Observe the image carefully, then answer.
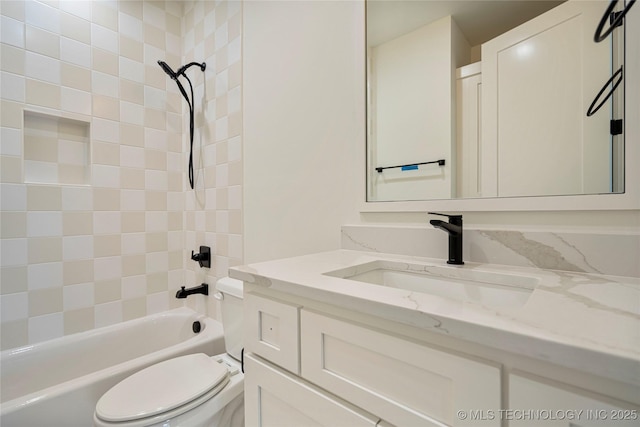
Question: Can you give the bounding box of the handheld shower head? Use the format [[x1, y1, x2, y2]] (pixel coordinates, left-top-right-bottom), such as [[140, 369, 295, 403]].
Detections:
[[157, 58, 207, 190], [157, 60, 177, 80]]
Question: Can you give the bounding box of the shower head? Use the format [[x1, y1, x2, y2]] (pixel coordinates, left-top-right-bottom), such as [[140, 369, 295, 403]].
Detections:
[[157, 59, 207, 191], [157, 60, 177, 80]]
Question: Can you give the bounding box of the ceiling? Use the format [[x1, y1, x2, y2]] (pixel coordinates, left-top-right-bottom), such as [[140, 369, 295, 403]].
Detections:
[[367, 0, 565, 47]]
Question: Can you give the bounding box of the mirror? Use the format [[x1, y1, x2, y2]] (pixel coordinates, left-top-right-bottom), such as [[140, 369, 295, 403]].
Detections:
[[366, 0, 626, 202]]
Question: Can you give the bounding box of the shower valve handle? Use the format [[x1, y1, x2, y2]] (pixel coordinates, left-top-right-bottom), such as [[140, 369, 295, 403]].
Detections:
[[190, 246, 211, 268]]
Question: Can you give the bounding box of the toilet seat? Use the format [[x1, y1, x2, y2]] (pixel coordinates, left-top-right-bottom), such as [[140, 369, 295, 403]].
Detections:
[[96, 353, 230, 423]]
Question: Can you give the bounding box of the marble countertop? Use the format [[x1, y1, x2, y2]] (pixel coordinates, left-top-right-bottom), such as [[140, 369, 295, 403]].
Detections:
[[229, 249, 640, 387]]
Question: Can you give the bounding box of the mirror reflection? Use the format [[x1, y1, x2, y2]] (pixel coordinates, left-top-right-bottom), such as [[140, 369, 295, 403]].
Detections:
[[366, 0, 625, 202]]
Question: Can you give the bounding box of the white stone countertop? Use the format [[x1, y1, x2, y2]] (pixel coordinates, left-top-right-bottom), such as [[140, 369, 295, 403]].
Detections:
[[229, 249, 640, 387]]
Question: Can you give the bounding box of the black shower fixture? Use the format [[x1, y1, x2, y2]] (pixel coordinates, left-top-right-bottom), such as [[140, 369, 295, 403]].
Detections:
[[158, 60, 206, 189]]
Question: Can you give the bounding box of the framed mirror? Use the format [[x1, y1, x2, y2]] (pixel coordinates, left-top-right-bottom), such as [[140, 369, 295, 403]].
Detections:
[[365, 0, 627, 205]]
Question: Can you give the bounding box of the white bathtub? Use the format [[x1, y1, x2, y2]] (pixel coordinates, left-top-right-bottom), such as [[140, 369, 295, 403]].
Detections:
[[0, 308, 225, 427]]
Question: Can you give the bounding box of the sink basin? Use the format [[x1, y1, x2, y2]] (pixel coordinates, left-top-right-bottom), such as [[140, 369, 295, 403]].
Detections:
[[324, 260, 538, 309]]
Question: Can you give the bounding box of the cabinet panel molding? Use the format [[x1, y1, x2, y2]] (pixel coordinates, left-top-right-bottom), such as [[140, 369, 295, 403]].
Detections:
[[244, 354, 379, 427], [245, 292, 301, 374], [301, 309, 501, 426], [509, 372, 640, 427]]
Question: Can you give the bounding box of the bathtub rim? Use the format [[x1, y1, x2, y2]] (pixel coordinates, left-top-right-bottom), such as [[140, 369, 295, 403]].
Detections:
[[0, 307, 225, 414]]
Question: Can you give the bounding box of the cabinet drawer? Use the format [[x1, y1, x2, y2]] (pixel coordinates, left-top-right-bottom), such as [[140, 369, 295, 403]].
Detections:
[[245, 354, 379, 427], [245, 292, 301, 374], [509, 373, 639, 427], [301, 310, 501, 427]]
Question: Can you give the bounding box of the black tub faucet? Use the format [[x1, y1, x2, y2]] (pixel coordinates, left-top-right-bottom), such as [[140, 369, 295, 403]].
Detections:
[[428, 212, 464, 265], [176, 283, 209, 299]]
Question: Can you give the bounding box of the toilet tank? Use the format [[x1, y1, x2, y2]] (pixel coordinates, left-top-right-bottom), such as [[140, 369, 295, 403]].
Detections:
[[215, 277, 244, 361]]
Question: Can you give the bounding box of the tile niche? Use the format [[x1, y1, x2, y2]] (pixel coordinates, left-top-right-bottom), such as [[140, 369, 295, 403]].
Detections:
[[23, 111, 90, 186]]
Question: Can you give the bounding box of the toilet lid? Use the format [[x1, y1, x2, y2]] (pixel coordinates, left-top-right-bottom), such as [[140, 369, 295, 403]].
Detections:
[[96, 353, 229, 422]]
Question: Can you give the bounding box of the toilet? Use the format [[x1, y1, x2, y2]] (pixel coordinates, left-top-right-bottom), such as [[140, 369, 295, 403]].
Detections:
[[94, 278, 245, 427]]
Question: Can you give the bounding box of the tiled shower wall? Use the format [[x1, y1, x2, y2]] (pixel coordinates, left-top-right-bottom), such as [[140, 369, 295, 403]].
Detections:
[[180, 1, 243, 318], [0, 0, 242, 350]]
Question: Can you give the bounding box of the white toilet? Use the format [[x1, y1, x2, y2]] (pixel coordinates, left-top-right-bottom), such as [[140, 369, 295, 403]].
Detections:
[[94, 278, 245, 427]]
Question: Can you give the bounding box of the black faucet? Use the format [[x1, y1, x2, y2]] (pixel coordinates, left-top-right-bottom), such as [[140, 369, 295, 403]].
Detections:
[[428, 212, 464, 265], [176, 283, 209, 299]]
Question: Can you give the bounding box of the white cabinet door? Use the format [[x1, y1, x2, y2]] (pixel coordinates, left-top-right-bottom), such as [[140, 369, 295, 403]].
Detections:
[[509, 373, 639, 427], [301, 310, 501, 426], [244, 292, 301, 374], [482, 0, 611, 197], [244, 354, 379, 427]]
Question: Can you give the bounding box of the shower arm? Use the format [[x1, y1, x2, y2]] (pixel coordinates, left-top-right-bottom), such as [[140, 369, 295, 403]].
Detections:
[[177, 62, 207, 77]]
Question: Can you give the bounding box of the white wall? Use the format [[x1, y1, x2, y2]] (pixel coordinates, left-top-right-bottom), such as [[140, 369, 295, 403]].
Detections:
[[242, 0, 363, 264], [369, 16, 455, 201]]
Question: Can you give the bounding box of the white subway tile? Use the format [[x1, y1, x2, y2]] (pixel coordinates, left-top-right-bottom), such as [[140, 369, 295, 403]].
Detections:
[[24, 160, 58, 184], [60, 1, 92, 21], [1, 184, 27, 211], [0, 127, 22, 156], [27, 212, 63, 237], [142, 2, 165, 29], [25, 51, 60, 84], [214, 22, 228, 50], [1, 238, 27, 267], [61, 86, 92, 115], [0, 292, 28, 322], [1, 16, 25, 48], [92, 164, 120, 188], [144, 85, 165, 110], [27, 262, 63, 290], [146, 291, 168, 315], [60, 37, 91, 68], [91, 70, 119, 97], [1, 71, 25, 102], [25, 1, 60, 33], [119, 101, 144, 125], [118, 11, 143, 42], [119, 56, 144, 82], [91, 23, 119, 54]]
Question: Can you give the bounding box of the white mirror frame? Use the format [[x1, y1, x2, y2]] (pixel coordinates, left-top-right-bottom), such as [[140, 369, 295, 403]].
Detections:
[[359, 7, 639, 212]]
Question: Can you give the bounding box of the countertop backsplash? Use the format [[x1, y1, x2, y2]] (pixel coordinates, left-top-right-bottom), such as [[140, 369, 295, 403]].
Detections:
[[341, 225, 640, 278]]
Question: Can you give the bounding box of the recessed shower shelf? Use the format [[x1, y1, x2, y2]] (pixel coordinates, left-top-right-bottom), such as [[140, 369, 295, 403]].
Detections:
[[23, 111, 90, 186]]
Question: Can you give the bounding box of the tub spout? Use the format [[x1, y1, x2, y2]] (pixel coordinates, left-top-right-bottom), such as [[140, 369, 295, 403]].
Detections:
[[176, 283, 209, 299]]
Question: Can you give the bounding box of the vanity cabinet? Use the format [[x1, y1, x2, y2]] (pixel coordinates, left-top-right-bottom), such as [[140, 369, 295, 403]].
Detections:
[[244, 354, 380, 426], [508, 373, 638, 427], [301, 309, 501, 426], [244, 291, 501, 426], [244, 292, 301, 374]]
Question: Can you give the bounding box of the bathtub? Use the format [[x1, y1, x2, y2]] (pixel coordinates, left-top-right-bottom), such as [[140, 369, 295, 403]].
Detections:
[[0, 307, 225, 427]]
